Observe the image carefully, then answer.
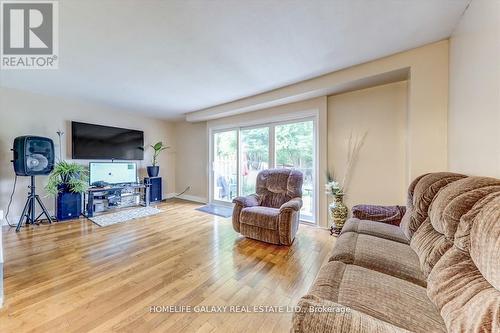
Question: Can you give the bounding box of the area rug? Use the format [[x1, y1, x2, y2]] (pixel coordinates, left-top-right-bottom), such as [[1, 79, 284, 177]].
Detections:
[[195, 204, 233, 218], [89, 206, 162, 227]]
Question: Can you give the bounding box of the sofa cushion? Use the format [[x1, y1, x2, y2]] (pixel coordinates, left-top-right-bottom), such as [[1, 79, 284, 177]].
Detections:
[[400, 172, 466, 240], [351, 205, 406, 226], [411, 177, 500, 278], [294, 295, 411, 333], [410, 219, 453, 278], [240, 206, 279, 230], [341, 218, 409, 244], [398, 173, 428, 233], [255, 168, 303, 208], [469, 194, 500, 289], [455, 192, 500, 253], [308, 261, 446, 333], [428, 176, 500, 239], [427, 249, 500, 333], [405, 173, 429, 209], [423, 182, 500, 333], [329, 232, 426, 286]]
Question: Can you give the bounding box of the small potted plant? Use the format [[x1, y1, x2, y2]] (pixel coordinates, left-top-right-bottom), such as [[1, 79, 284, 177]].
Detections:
[[147, 141, 169, 177]]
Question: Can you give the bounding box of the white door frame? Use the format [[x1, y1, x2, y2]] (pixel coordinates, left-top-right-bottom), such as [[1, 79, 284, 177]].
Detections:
[[272, 117, 317, 223], [238, 124, 272, 196], [210, 127, 239, 206]]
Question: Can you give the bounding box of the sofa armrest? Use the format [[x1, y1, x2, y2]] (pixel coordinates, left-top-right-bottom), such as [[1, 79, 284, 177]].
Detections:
[[232, 194, 259, 233], [277, 198, 303, 245], [293, 295, 410, 333], [280, 197, 303, 213], [351, 204, 406, 226], [232, 194, 260, 207]]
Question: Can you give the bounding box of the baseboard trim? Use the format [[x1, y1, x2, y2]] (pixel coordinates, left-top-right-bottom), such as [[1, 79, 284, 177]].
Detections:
[[2, 215, 19, 227], [166, 193, 207, 204], [1, 212, 57, 226], [1, 194, 210, 226], [164, 192, 177, 199], [177, 194, 208, 204]]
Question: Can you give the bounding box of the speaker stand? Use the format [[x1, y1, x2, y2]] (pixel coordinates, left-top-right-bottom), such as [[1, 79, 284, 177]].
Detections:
[[16, 176, 53, 232]]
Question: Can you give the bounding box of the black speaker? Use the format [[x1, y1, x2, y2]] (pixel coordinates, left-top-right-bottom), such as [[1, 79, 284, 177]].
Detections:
[[12, 136, 55, 176], [145, 177, 162, 202], [56, 191, 82, 221]]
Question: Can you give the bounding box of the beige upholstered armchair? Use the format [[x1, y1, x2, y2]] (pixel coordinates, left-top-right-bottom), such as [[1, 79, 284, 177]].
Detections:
[[232, 168, 303, 245]]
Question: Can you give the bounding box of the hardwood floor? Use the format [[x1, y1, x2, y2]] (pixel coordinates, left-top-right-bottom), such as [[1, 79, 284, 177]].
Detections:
[[0, 199, 334, 333]]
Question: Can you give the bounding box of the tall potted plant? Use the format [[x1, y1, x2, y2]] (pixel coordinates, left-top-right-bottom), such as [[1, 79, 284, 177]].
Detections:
[[46, 161, 89, 220], [147, 141, 169, 177]]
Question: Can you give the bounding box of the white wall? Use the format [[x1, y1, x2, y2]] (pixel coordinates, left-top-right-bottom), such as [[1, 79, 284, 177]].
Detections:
[[172, 121, 208, 202], [448, 0, 500, 177], [327, 81, 408, 208], [0, 88, 176, 224]]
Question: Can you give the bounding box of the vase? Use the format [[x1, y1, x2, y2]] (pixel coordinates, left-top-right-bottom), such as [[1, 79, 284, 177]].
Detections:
[[329, 194, 348, 233], [147, 166, 159, 177]]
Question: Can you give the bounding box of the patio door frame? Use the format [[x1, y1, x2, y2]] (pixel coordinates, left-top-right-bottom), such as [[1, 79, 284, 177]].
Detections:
[[208, 111, 319, 224], [210, 127, 239, 206], [238, 124, 273, 196]]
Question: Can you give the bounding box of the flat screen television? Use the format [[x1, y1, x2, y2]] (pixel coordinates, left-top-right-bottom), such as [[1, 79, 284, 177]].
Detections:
[[89, 162, 137, 185], [72, 121, 144, 160]]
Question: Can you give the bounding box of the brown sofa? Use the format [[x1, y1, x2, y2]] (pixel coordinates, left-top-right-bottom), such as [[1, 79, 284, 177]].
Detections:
[[232, 168, 303, 245], [293, 172, 500, 332]]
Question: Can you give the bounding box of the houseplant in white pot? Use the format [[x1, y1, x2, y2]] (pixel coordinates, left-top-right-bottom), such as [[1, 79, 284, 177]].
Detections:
[[147, 141, 169, 177]]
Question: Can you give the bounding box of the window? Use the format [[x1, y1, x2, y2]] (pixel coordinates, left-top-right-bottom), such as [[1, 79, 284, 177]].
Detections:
[[211, 118, 316, 223], [240, 127, 269, 196], [275, 121, 314, 221]]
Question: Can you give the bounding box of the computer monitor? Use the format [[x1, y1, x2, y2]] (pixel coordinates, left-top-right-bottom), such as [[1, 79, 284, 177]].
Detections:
[[89, 162, 137, 185]]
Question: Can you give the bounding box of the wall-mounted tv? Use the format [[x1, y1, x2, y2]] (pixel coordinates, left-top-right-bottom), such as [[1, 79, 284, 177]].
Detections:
[[72, 121, 144, 160]]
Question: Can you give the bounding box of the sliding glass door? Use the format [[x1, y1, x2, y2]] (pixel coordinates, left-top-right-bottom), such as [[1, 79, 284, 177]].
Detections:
[[275, 121, 314, 221], [211, 119, 316, 222], [213, 130, 238, 202], [240, 127, 269, 196]]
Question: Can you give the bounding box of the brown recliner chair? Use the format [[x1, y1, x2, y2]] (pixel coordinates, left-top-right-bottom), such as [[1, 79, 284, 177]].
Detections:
[[232, 168, 303, 245]]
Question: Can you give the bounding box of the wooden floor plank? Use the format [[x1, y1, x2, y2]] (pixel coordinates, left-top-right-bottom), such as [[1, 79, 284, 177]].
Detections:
[[0, 199, 334, 333]]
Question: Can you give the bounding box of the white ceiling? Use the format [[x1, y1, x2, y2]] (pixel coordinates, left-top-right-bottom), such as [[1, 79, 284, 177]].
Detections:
[[0, 0, 469, 120]]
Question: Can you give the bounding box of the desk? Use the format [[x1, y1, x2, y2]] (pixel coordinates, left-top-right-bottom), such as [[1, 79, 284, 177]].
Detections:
[[83, 184, 150, 218]]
